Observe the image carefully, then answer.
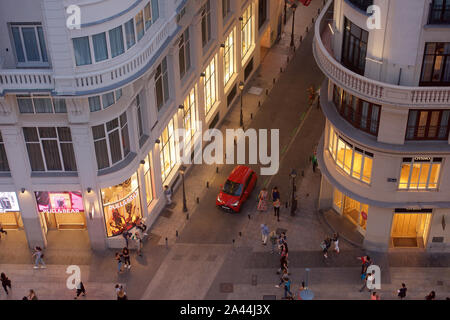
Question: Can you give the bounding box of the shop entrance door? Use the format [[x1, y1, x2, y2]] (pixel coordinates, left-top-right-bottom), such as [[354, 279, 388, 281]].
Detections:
[[391, 213, 432, 248]]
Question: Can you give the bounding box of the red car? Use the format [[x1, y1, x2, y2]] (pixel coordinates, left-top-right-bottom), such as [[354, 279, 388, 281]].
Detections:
[[216, 165, 258, 213]]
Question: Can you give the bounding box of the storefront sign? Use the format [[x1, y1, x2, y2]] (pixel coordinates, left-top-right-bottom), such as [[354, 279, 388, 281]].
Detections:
[[0, 192, 20, 213], [36, 191, 84, 213], [108, 190, 138, 210], [414, 156, 431, 162]]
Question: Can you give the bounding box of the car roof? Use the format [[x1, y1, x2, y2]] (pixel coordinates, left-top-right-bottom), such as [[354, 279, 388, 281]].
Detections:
[[228, 165, 252, 182]]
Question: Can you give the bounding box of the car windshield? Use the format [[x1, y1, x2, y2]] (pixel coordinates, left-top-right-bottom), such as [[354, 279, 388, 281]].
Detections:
[[223, 180, 243, 196]]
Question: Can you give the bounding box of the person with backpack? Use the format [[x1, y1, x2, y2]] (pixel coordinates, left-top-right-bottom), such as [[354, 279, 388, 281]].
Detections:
[[321, 237, 331, 259], [284, 277, 293, 299], [357, 255, 372, 276], [32, 246, 46, 269], [117, 286, 128, 300], [275, 269, 289, 288], [360, 270, 375, 292], [397, 283, 407, 299], [1, 273, 11, 295], [74, 280, 86, 299], [136, 219, 148, 237]]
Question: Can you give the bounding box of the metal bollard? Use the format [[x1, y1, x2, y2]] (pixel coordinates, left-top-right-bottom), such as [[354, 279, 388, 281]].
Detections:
[[285, 202, 288, 208], [248, 214, 251, 220], [258, 101, 261, 107], [266, 89, 269, 95], [176, 230, 178, 237], [186, 213, 189, 220], [251, 113, 253, 119], [300, 35, 303, 43], [196, 197, 199, 204], [206, 181, 209, 188], [312, 17, 315, 24], [280, 67, 283, 73], [165, 237, 168, 248], [318, 8, 320, 14], [306, 26, 309, 33], [302, 170, 304, 177], [216, 167, 219, 173], [273, 77, 276, 84], [239, 232, 242, 237], [287, 56, 289, 63]]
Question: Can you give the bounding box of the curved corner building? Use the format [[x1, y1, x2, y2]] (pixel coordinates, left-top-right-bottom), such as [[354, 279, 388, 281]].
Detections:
[[0, 0, 283, 250], [314, 0, 450, 252]]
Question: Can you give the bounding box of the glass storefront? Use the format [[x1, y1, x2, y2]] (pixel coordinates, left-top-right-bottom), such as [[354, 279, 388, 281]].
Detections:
[[35, 191, 86, 230], [144, 154, 154, 206], [391, 210, 432, 248], [101, 172, 142, 237], [333, 188, 368, 233], [0, 192, 23, 229]]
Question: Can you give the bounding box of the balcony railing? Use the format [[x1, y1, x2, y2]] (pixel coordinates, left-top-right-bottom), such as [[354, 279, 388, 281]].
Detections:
[[405, 125, 449, 140], [0, 69, 53, 95], [345, 0, 373, 12], [428, 2, 450, 25], [314, 0, 450, 107]]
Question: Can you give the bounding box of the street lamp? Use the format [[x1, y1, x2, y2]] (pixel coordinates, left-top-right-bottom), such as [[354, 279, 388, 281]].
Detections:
[[290, 169, 297, 216], [290, 3, 298, 48], [284, 1, 287, 25], [179, 165, 187, 212], [299, 268, 314, 300], [239, 81, 244, 128]]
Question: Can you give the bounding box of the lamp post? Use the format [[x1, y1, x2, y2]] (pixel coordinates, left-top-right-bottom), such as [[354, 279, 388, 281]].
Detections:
[[290, 169, 297, 216], [284, 1, 287, 25], [179, 165, 187, 212], [239, 81, 244, 128], [299, 268, 314, 300], [290, 3, 298, 48]]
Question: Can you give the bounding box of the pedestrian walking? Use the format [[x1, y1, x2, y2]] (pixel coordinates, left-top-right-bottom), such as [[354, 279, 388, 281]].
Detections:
[[281, 242, 289, 259], [260, 224, 269, 245], [332, 232, 340, 254], [284, 277, 293, 299], [122, 247, 131, 269], [115, 252, 124, 273], [277, 255, 289, 275], [359, 270, 375, 292], [321, 237, 331, 259], [257, 188, 268, 212], [117, 286, 128, 300], [1, 273, 11, 295], [357, 255, 372, 276], [269, 231, 278, 254], [275, 269, 289, 288], [133, 232, 143, 256], [277, 233, 287, 254], [425, 291, 435, 300], [397, 283, 407, 299], [371, 292, 380, 300], [164, 185, 172, 205], [122, 230, 131, 248], [136, 219, 148, 237], [273, 199, 281, 222], [311, 153, 318, 173], [0, 223, 7, 239], [32, 246, 46, 269], [74, 280, 86, 299], [25, 289, 38, 300]]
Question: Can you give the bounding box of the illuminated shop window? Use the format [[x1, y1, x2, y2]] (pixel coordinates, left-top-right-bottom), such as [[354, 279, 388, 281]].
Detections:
[[101, 173, 142, 237], [160, 117, 178, 182], [241, 3, 254, 63], [399, 157, 442, 190], [182, 87, 198, 146], [333, 189, 369, 231], [328, 126, 373, 184], [223, 28, 235, 87], [144, 154, 154, 206], [204, 55, 218, 116]]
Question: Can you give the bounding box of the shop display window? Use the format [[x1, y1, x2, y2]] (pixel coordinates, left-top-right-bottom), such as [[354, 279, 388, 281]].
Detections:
[[102, 173, 142, 237]]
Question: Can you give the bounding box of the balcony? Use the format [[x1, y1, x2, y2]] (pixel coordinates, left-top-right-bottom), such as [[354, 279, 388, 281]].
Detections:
[[314, 0, 450, 107], [427, 2, 450, 25], [0, 18, 179, 97]]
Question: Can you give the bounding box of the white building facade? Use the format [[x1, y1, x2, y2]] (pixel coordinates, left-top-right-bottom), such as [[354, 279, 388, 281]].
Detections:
[[0, 0, 284, 250], [315, 0, 450, 252]]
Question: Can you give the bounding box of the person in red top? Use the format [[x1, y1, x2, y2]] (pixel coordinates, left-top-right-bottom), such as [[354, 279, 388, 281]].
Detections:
[[357, 255, 372, 276]]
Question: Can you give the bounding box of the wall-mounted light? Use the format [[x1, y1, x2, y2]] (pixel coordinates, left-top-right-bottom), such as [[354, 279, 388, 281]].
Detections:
[[87, 187, 92, 193], [155, 139, 161, 144], [21, 188, 25, 194], [239, 81, 245, 91], [89, 204, 95, 220], [200, 72, 206, 77], [238, 17, 243, 21], [178, 105, 184, 109], [220, 43, 225, 48], [140, 160, 146, 165]]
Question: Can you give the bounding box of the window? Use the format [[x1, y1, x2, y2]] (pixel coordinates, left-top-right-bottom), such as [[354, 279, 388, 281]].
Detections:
[[223, 29, 235, 86], [88, 89, 123, 112], [92, 32, 108, 62], [204, 55, 218, 115], [136, 92, 145, 138], [241, 3, 254, 62], [399, 157, 442, 190], [17, 95, 67, 114], [0, 132, 10, 172], [333, 85, 380, 135], [160, 118, 178, 182], [201, 0, 212, 47], [23, 127, 77, 172], [151, 0, 159, 22], [222, 0, 231, 19], [406, 110, 450, 140], [92, 112, 130, 170], [155, 57, 169, 110], [109, 26, 125, 58], [258, 0, 268, 29], [347, 0, 373, 12], [178, 28, 191, 79], [182, 87, 198, 145], [341, 17, 368, 75], [124, 19, 136, 49], [428, 0, 450, 24], [420, 42, 450, 86], [135, 11, 145, 41], [72, 36, 92, 66], [144, 153, 154, 205], [144, 2, 152, 30], [328, 126, 373, 184], [11, 24, 48, 65]]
